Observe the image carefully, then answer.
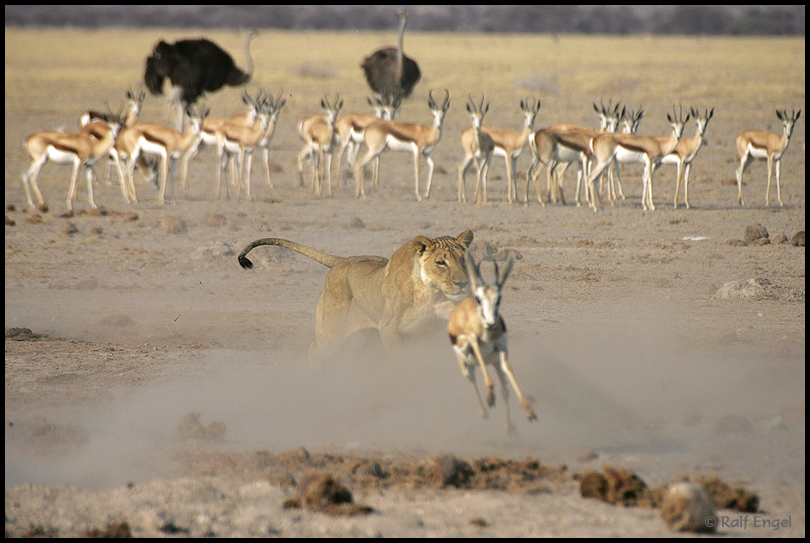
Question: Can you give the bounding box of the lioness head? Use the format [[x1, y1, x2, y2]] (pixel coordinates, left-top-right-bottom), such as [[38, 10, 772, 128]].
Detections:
[[413, 230, 474, 301]]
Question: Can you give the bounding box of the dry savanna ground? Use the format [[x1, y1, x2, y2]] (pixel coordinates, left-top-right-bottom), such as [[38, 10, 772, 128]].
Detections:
[[4, 28, 806, 537]]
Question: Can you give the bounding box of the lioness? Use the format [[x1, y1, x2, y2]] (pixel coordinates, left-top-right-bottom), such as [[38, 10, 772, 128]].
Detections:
[[238, 230, 473, 359]]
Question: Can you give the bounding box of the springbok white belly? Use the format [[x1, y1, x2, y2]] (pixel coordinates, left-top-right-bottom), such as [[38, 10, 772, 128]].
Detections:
[[385, 136, 419, 153], [138, 138, 168, 159], [660, 153, 680, 165], [615, 147, 647, 165], [556, 144, 584, 164], [747, 145, 773, 160], [45, 146, 81, 165]]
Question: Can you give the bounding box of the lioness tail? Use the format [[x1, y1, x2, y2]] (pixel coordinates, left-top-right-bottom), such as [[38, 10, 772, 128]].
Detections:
[[238, 238, 344, 270]]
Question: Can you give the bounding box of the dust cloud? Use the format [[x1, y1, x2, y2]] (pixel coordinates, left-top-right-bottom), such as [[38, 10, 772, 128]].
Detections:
[[6, 299, 803, 491]]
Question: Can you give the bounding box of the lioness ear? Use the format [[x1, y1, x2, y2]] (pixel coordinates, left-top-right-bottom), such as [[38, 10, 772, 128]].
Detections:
[[413, 235, 432, 255], [457, 230, 474, 248]]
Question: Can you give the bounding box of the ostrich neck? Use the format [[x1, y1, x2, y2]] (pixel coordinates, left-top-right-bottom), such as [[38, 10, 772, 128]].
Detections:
[[243, 33, 255, 77], [397, 18, 406, 62]]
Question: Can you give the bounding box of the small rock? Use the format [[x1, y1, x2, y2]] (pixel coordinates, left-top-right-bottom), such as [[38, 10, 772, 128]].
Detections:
[[196, 242, 234, 259], [176, 412, 206, 439], [579, 471, 608, 500], [205, 421, 227, 442], [431, 455, 474, 488], [98, 314, 134, 327], [660, 482, 716, 533], [791, 231, 805, 247], [75, 278, 100, 290], [203, 213, 227, 227], [691, 475, 760, 512], [578, 450, 599, 463], [25, 214, 44, 224], [62, 221, 79, 235], [349, 217, 365, 229], [744, 224, 768, 242], [161, 216, 188, 234], [713, 278, 772, 300], [121, 211, 139, 222]]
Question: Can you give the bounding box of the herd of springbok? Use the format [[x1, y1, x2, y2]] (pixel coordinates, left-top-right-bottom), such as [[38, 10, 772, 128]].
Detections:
[[21, 85, 801, 214]]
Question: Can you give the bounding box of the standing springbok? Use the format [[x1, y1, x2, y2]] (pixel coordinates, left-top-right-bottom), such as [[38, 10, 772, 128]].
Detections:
[[245, 94, 286, 192], [660, 107, 714, 209], [600, 106, 644, 204], [587, 105, 689, 211], [215, 93, 273, 201], [333, 95, 401, 188], [80, 88, 146, 131], [22, 108, 126, 214], [186, 89, 264, 189], [119, 104, 209, 205], [80, 88, 148, 192], [478, 98, 541, 204], [356, 89, 451, 201], [735, 109, 801, 207], [525, 102, 623, 206], [296, 95, 344, 196], [448, 254, 537, 433], [457, 95, 495, 204]]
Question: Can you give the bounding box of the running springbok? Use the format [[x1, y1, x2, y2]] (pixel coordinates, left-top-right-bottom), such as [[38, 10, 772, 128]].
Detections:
[[22, 108, 126, 214], [448, 254, 537, 433], [458, 95, 495, 204], [735, 109, 801, 207], [356, 89, 451, 201]]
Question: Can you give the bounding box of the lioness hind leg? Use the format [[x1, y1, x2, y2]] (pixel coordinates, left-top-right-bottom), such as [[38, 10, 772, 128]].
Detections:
[[312, 294, 376, 362]]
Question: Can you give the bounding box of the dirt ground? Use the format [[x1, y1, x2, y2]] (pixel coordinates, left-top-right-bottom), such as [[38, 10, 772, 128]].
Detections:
[[4, 30, 806, 537]]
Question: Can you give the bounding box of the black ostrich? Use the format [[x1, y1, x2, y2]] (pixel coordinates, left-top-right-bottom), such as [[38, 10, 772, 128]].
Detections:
[[144, 32, 255, 130], [361, 9, 421, 105]]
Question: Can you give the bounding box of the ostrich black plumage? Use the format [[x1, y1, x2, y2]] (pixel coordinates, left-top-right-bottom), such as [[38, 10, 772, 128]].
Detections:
[[361, 9, 421, 105], [144, 33, 255, 130]]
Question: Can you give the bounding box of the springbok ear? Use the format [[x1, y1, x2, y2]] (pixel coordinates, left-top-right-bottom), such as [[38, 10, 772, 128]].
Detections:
[[464, 253, 481, 291], [497, 258, 514, 287]]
